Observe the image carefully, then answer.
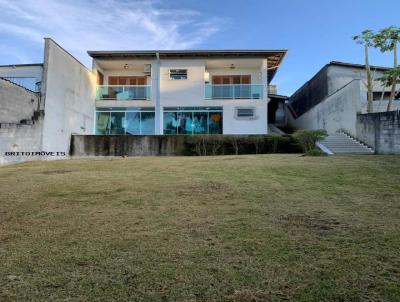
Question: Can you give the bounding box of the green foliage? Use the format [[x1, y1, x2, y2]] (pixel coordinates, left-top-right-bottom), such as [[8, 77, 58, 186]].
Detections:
[[373, 26, 400, 52], [353, 29, 375, 46], [377, 66, 400, 88], [292, 129, 327, 155], [305, 148, 325, 156], [184, 135, 299, 156]]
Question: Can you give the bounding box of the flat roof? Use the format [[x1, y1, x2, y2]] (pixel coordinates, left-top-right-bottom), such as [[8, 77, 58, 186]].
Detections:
[[330, 61, 390, 71], [87, 49, 287, 81], [0, 63, 43, 68], [87, 49, 287, 57]]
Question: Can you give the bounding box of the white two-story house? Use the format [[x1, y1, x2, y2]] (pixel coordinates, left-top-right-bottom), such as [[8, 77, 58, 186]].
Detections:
[[0, 39, 287, 163], [89, 50, 287, 135]]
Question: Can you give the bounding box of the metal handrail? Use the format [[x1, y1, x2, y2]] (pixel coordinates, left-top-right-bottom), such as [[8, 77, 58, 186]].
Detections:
[[96, 85, 151, 100], [97, 85, 151, 87], [205, 84, 263, 100]]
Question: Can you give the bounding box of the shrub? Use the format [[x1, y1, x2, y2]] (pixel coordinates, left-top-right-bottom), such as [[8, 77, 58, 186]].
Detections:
[[184, 135, 301, 156], [292, 129, 327, 155], [305, 148, 325, 156]]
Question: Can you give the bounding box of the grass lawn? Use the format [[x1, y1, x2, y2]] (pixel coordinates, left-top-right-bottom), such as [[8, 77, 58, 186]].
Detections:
[[1, 155, 400, 301]]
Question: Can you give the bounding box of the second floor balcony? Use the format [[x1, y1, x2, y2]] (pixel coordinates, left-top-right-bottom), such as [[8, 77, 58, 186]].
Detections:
[[205, 84, 263, 100], [96, 85, 151, 101]]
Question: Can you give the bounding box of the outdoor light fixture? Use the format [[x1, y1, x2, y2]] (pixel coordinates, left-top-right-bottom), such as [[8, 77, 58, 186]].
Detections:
[[204, 71, 210, 82], [124, 64, 129, 70], [230, 64, 235, 69]]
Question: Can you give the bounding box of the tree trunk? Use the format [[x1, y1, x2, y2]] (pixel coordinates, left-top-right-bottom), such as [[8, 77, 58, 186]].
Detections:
[[387, 43, 398, 111], [365, 45, 374, 113]]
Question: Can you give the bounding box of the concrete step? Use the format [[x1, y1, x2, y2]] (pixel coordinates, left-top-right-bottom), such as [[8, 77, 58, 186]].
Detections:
[[0, 123, 18, 129], [20, 119, 34, 125], [319, 132, 374, 154], [322, 144, 371, 149]]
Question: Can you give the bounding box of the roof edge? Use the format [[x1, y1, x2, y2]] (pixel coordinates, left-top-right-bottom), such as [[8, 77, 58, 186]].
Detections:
[[0, 63, 43, 68], [88, 49, 287, 55], [329, 61, 391, 71]]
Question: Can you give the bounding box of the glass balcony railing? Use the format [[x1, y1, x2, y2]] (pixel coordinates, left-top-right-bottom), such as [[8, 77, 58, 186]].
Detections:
[[205, 84, 263, 100], [96, 85, 151, 101]]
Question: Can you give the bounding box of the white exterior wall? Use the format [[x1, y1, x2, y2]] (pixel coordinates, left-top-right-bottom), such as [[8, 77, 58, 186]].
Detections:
[[94, 58, 269, 135], [218, 99, 268, 134], [158, 59, 267, 134], [41, 38, 96, 154], [159, 60, 205, 107]]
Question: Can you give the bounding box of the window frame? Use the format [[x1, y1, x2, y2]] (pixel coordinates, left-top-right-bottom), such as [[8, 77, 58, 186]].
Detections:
[[235, 107, 257, 120], [169, 69, 188, 80]]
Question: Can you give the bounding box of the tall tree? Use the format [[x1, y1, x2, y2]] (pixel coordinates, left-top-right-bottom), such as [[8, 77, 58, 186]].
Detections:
[[353, 30, 375, 113], [377, 66, 400, 107], [373, 26, 400, 111]]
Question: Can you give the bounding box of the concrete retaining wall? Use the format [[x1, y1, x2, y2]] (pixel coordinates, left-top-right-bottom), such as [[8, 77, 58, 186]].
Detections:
[[71, 135, 187, 156], [0, 117, 43, 165], [0, 78, 40, 123], [287, 80, 362, 135], [356, 110, 400, 154]]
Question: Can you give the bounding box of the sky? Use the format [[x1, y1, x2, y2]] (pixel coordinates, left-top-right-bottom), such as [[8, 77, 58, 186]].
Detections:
[[0, 0, 399, 95]]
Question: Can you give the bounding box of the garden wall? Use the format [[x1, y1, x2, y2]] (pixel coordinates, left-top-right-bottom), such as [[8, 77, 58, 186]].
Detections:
[[70, 135, 300, 157], [356, 110, 400, 154]]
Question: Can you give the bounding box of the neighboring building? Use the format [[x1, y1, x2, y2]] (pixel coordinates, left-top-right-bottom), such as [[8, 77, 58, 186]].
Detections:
[[0, 63, 43, 92], [0, 38, 95, 164], [89, 49, 286, 135], [286, 61, 400, 135]]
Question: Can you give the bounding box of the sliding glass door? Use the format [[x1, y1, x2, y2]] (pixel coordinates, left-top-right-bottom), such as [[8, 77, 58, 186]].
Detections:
[[95, 108, 155, 135], [163, 107, 223, 135]]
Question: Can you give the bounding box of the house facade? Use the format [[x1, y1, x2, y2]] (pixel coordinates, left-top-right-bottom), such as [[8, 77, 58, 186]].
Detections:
[[89, 50, 286, 136], [0, 39, 286, 163]]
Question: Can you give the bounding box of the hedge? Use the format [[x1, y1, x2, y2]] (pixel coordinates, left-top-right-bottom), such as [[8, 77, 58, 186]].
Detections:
[[184, 135, 302, 156]]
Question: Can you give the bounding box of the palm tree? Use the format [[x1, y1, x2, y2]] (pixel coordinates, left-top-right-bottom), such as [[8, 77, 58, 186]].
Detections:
[[373, 26, 400, 111], [353, 30, 375, 113]]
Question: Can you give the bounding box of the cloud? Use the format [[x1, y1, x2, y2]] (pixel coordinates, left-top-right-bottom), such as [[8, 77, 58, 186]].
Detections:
[[0, 0, 226, 66]]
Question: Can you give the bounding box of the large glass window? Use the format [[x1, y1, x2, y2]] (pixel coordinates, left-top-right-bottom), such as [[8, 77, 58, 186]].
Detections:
[[110, 112, 125, 134], [193, 112, 208, 134], [125, 112, 140, 135], [178, 112, 192, 134], [163, 112, 177, 134], [96, 108, 155, 135], [141, 112, 155, 135], [95, 112, 110, 135], [208, 112, 223, 134], [163, 107, 222, 135]]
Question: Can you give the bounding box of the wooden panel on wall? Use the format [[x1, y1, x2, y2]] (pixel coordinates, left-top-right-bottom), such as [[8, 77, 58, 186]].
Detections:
[[97, 71, 104, 85], [212, 75, 251, 84], [108, 76, 147, 85]]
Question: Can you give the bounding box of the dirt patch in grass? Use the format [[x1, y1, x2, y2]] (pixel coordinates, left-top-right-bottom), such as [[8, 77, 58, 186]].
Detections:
[[38, 169, 75, 175], [190, 181, 235, 194], [278, 213, 344, 236]]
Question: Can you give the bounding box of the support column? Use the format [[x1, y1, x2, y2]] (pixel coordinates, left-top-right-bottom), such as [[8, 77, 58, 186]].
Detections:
[[261, 59, 269, 133], [153, 53, 162, 134], [261, 59, 269, 103]]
